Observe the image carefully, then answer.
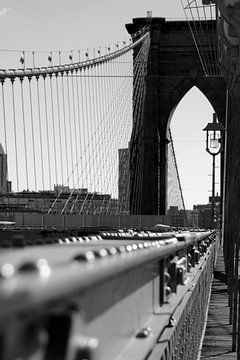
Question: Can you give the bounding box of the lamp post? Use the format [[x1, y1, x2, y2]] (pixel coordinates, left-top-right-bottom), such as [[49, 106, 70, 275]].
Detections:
[[203, 113, 225, 228]]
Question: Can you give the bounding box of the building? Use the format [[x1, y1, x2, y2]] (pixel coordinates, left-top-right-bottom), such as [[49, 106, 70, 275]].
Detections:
[[167, 206, 187, 228], [0, 188, 119, 219], [192, 194, 222, 229], [185, 209, 199, 228], [193, 203, 212, 229], [118, 148, 130, 214], [0, 144, 11, 194]]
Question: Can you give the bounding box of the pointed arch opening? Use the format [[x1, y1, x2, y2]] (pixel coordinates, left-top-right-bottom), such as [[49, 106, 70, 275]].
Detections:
[[169, 86, 221, 213]]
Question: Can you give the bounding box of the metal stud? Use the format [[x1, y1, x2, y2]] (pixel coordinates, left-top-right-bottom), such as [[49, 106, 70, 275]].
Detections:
[[126, 245, 133, 252], [118, 245, 126, 253], [93, 248, 108, 258], [74, 251, 95, 262], [0, 263, 15, 278], [107, 247, 118, 256], [136, 327, 152, 338]]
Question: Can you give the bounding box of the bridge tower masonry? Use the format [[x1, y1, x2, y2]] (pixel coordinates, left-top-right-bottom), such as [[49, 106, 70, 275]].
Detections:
[[126, 17, 226, 215]]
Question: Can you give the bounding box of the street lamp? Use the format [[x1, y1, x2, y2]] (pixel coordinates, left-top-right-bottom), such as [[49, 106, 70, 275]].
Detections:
[[203, 113, 225, 228]]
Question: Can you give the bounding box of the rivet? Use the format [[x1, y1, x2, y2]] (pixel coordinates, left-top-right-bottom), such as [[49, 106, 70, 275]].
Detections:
[[126, 245, 133, 252], [118, 245, 126, 253], [0, 263, 15, 278], [37, 258, 51, 277], [136, 327, 152, 338], [94, 248, 108, 258], [107, 247, 118, 255], [74, 251, 95, 262]]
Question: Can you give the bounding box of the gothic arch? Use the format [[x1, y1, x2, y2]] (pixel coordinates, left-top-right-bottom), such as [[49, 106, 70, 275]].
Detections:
[[127, 17, 227, 215]]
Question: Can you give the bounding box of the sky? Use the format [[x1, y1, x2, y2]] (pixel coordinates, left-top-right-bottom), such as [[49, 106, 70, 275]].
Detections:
[[0, 0, 220, 209]]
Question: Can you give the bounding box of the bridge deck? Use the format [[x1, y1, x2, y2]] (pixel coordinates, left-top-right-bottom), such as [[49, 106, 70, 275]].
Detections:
[[200, 248, 236, 359]]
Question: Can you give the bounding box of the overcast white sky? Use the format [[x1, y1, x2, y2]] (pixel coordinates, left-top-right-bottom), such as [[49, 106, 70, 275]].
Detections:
[[0, 0, 218, 209]]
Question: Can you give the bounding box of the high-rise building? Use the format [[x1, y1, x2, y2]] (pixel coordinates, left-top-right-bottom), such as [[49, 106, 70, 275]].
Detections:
[[0, 144, 10, 194]]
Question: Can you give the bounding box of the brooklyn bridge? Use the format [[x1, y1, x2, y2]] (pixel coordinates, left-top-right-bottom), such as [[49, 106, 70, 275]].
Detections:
[[0, 1, 239, 359]]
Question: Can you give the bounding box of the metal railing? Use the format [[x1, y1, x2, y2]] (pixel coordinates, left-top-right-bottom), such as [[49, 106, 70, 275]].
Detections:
[[0, 229, 219, 360]]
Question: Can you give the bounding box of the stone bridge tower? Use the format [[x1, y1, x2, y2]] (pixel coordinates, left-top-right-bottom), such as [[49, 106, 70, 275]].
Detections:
[[126, 17, 227, 215]]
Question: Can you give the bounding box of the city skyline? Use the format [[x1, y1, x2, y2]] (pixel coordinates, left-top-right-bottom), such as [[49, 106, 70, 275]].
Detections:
[[0, 139, 219, 211]]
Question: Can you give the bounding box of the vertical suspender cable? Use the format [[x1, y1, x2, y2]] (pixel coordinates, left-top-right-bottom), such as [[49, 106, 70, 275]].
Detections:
[[61, 72, 69, 187], [11, 79, 19, 192], [80, 67, 87, 189], [75, 68, 83, 190], [66, 72, 75, 189], [78, 68, 87, 214], [86, 63, 98, 213], [43, 75, 52, 189], [80, 66, 92, 213], [1, 79, 10, 210], [99, 59, 108, 212], [83, 67, 90, 199], [36, 76, 45, 189], [71, 70, 79, 189], [99, 53, 107, 209], [32, 51, 35, 69], [105, 57, 118, 210], [20, 78, 29, 190], [91, 60, 98, 201], [49, 74, 58, 187], [28, 77, 37, 191], [69, 67, 88, 215], [55, 74, 64, 186], [68, 68, 82, 214], [94, 62, 104, 213], [87, 63, 94, 195], [105, 57, 128, 213], [90, 58, 113, 213], [117, 53, 130, 214], [1, 80, 8, 160], [97, 61, 106, 212]]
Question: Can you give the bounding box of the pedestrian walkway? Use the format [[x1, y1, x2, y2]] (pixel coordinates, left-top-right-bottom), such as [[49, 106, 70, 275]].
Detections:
[[200, 248, 236, 359]]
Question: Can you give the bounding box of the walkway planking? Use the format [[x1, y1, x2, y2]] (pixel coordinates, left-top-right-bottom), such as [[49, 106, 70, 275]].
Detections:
[[200, 248, 237, 359]]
